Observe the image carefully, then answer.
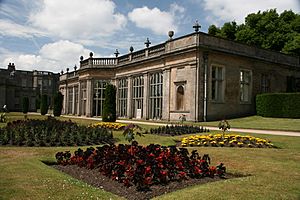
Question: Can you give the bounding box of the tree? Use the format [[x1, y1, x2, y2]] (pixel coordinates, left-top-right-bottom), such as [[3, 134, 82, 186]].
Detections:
[[22, 97, 29, 114], [53, 91, 63, 117], [40, 94, 48, 115], [102, 83, 116, 122], [208, 9, 300, 56]]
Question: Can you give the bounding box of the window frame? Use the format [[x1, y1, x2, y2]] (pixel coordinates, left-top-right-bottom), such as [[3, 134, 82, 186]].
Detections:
[[240, 69, 252, 103], [210, 65, 225, 103]]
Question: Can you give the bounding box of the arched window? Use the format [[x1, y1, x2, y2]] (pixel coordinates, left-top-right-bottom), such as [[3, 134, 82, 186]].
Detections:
[[176, 85, 184, 110]]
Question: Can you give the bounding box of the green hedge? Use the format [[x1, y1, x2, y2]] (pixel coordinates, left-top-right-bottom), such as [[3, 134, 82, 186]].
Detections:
[[40, 94, 48, 115], [22, 97, 29, 114], [53, 92, 63, 117], [256, 93, 300, 118], [103, 83, 117, 122]]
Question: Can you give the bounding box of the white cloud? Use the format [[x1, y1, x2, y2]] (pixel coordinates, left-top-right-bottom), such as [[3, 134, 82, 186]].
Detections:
[[128, 3, 185, 35], [1, 40, 92, 72], [29, 0, 127, 40], [201, 0, 300, 25], [0, 19, 46, 38]]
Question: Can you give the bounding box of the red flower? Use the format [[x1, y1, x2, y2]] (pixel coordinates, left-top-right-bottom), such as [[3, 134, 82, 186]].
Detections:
[[156, 156, 163, 162], [160, 170, 168, 176], [145, 166, 152, 174], [144, 177, 152, 185], [117, 160, 126, 166], [194, 166, 202, 175], [149, 153, 155, 158], [136, 159, 144, 165], [178, 171, 186, 178]]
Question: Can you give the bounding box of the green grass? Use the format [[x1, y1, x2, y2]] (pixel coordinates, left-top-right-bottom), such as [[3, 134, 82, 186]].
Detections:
[[1, 113, 300, 199], [195, 115, 300, 132]]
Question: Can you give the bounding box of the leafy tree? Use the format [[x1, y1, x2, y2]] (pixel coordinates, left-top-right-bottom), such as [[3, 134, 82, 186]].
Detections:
[[208, 9, 300, 56], [40, 94, 48, 115], [22, 97, 29, 114], [102, 83, 116, 122], [53, 91, 63, 117]]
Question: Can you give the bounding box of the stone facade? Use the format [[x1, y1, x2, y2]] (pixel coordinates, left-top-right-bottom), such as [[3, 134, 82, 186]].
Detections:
[[0, 63, 59, 112], [59, 32, 300, 121]]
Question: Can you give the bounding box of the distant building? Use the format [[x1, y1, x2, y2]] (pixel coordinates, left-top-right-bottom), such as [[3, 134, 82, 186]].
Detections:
[[0, 63, 59, 112], [59, 28, 300, 121]]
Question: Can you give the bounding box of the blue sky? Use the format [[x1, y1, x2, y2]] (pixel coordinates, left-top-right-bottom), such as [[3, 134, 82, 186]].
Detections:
[[0, 0, 299, 73]]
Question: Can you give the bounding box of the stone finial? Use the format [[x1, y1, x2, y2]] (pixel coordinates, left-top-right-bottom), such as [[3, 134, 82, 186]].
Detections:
[[168, 31, 174, 39], [129, 46, 134, 53], [89, 52, 93, 58], [74, 65, 77, 71], [80, 56, 83, 61], [114, 49, 119, 57], [61, 70, 64, 75], [193, 20, 201, 32], [66, 68, 69, 73], [144, 38, 151, 48]]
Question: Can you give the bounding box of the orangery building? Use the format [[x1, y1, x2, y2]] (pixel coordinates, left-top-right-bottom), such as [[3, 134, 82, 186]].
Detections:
[[59, 28, 300, 121]]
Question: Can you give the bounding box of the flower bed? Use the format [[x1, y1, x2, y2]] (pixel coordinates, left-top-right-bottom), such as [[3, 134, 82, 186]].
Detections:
[[89, 122, 127, 130], [145, 125, 209, 136], [181, 134, 276, 148], [56, 142, 226, 191], [0, 117, 114, 146]]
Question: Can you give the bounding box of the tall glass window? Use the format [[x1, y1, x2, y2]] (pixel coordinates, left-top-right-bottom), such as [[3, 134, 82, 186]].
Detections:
[[81, 81, 87, 115], [261, 74, 270, 93], [240, 70, 252, 102], [68, 87, 73, 114], [93, 80, 107, 116], [149, 72, 163, 119], [211, 66, 224, 101], [132, 75, 144, 118], [118, 78, 128, 117]]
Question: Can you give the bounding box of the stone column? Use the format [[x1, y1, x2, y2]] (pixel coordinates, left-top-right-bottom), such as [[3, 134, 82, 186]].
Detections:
[[63, 86, 68, 114], [86, 79, 93, 117], [72, 86, 75, 115], [127, 76, 133, 118], [77, 81, 81, 115], [162, 69, 171, 121], [142, 73, 149, 119]]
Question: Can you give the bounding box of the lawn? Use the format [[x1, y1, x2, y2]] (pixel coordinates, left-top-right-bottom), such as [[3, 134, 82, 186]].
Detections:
[[195, 115, 300, 132], [0, 113, 300, 199]]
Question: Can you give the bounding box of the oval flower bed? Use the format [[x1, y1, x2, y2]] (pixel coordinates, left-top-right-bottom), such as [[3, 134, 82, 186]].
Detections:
[[145, 125, 209, 136], [181, 134, 276, 148], [89, 122, 127, 130], [56, 142, 226, 191]]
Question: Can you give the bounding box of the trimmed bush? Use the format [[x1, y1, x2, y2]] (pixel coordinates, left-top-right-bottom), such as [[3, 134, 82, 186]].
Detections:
[[256, 93, 300, 118], [22, 97, 29, 114], [103, 83, 117, 122], [40, 94, 48, 115], [53, 92, 63, 117]]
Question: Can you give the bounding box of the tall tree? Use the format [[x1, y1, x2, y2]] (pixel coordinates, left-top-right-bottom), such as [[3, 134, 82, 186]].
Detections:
[[208, 9, 300, 56], [22, 97, 29, 114], [40, 94, 48, 115], [53, 91, 63, 117]]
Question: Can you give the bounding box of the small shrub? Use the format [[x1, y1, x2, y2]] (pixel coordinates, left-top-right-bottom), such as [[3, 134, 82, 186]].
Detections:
[[40, 94, 48, 115], [53, 92, 63, 117], [102, 84, 117, 122], [0, 113, 6, 123], [89, 122, 127, 130], [22, 97, 29, 114]]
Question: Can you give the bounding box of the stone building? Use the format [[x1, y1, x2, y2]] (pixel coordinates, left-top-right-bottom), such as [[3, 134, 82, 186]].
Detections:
[[59, 29, 300, 121], [0, 63, 59, 112]]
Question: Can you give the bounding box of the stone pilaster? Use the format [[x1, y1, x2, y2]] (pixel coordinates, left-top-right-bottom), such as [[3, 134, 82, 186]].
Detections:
[[63, 86, 68, 115], [162, 69, 171, 121], [142, 73, 149, 119], [77, 81, 81, 115], [127, 76, 133, 118], [72, 86, 75, 114], [86, 79, 93, 117]]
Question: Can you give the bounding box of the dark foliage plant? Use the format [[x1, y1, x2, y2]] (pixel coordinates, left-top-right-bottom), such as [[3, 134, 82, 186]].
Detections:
[[56, 142, 226, 191], [102, 84, 117, 122], [0, 117, 114, 146], [22, 97, 29, 114], [53, 92, 63, 117], [145, 125, 209, 136], [40, 94, 48, 115]]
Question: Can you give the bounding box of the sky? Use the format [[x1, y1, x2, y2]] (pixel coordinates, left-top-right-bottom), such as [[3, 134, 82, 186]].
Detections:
[[0, 0, 299, 73]]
